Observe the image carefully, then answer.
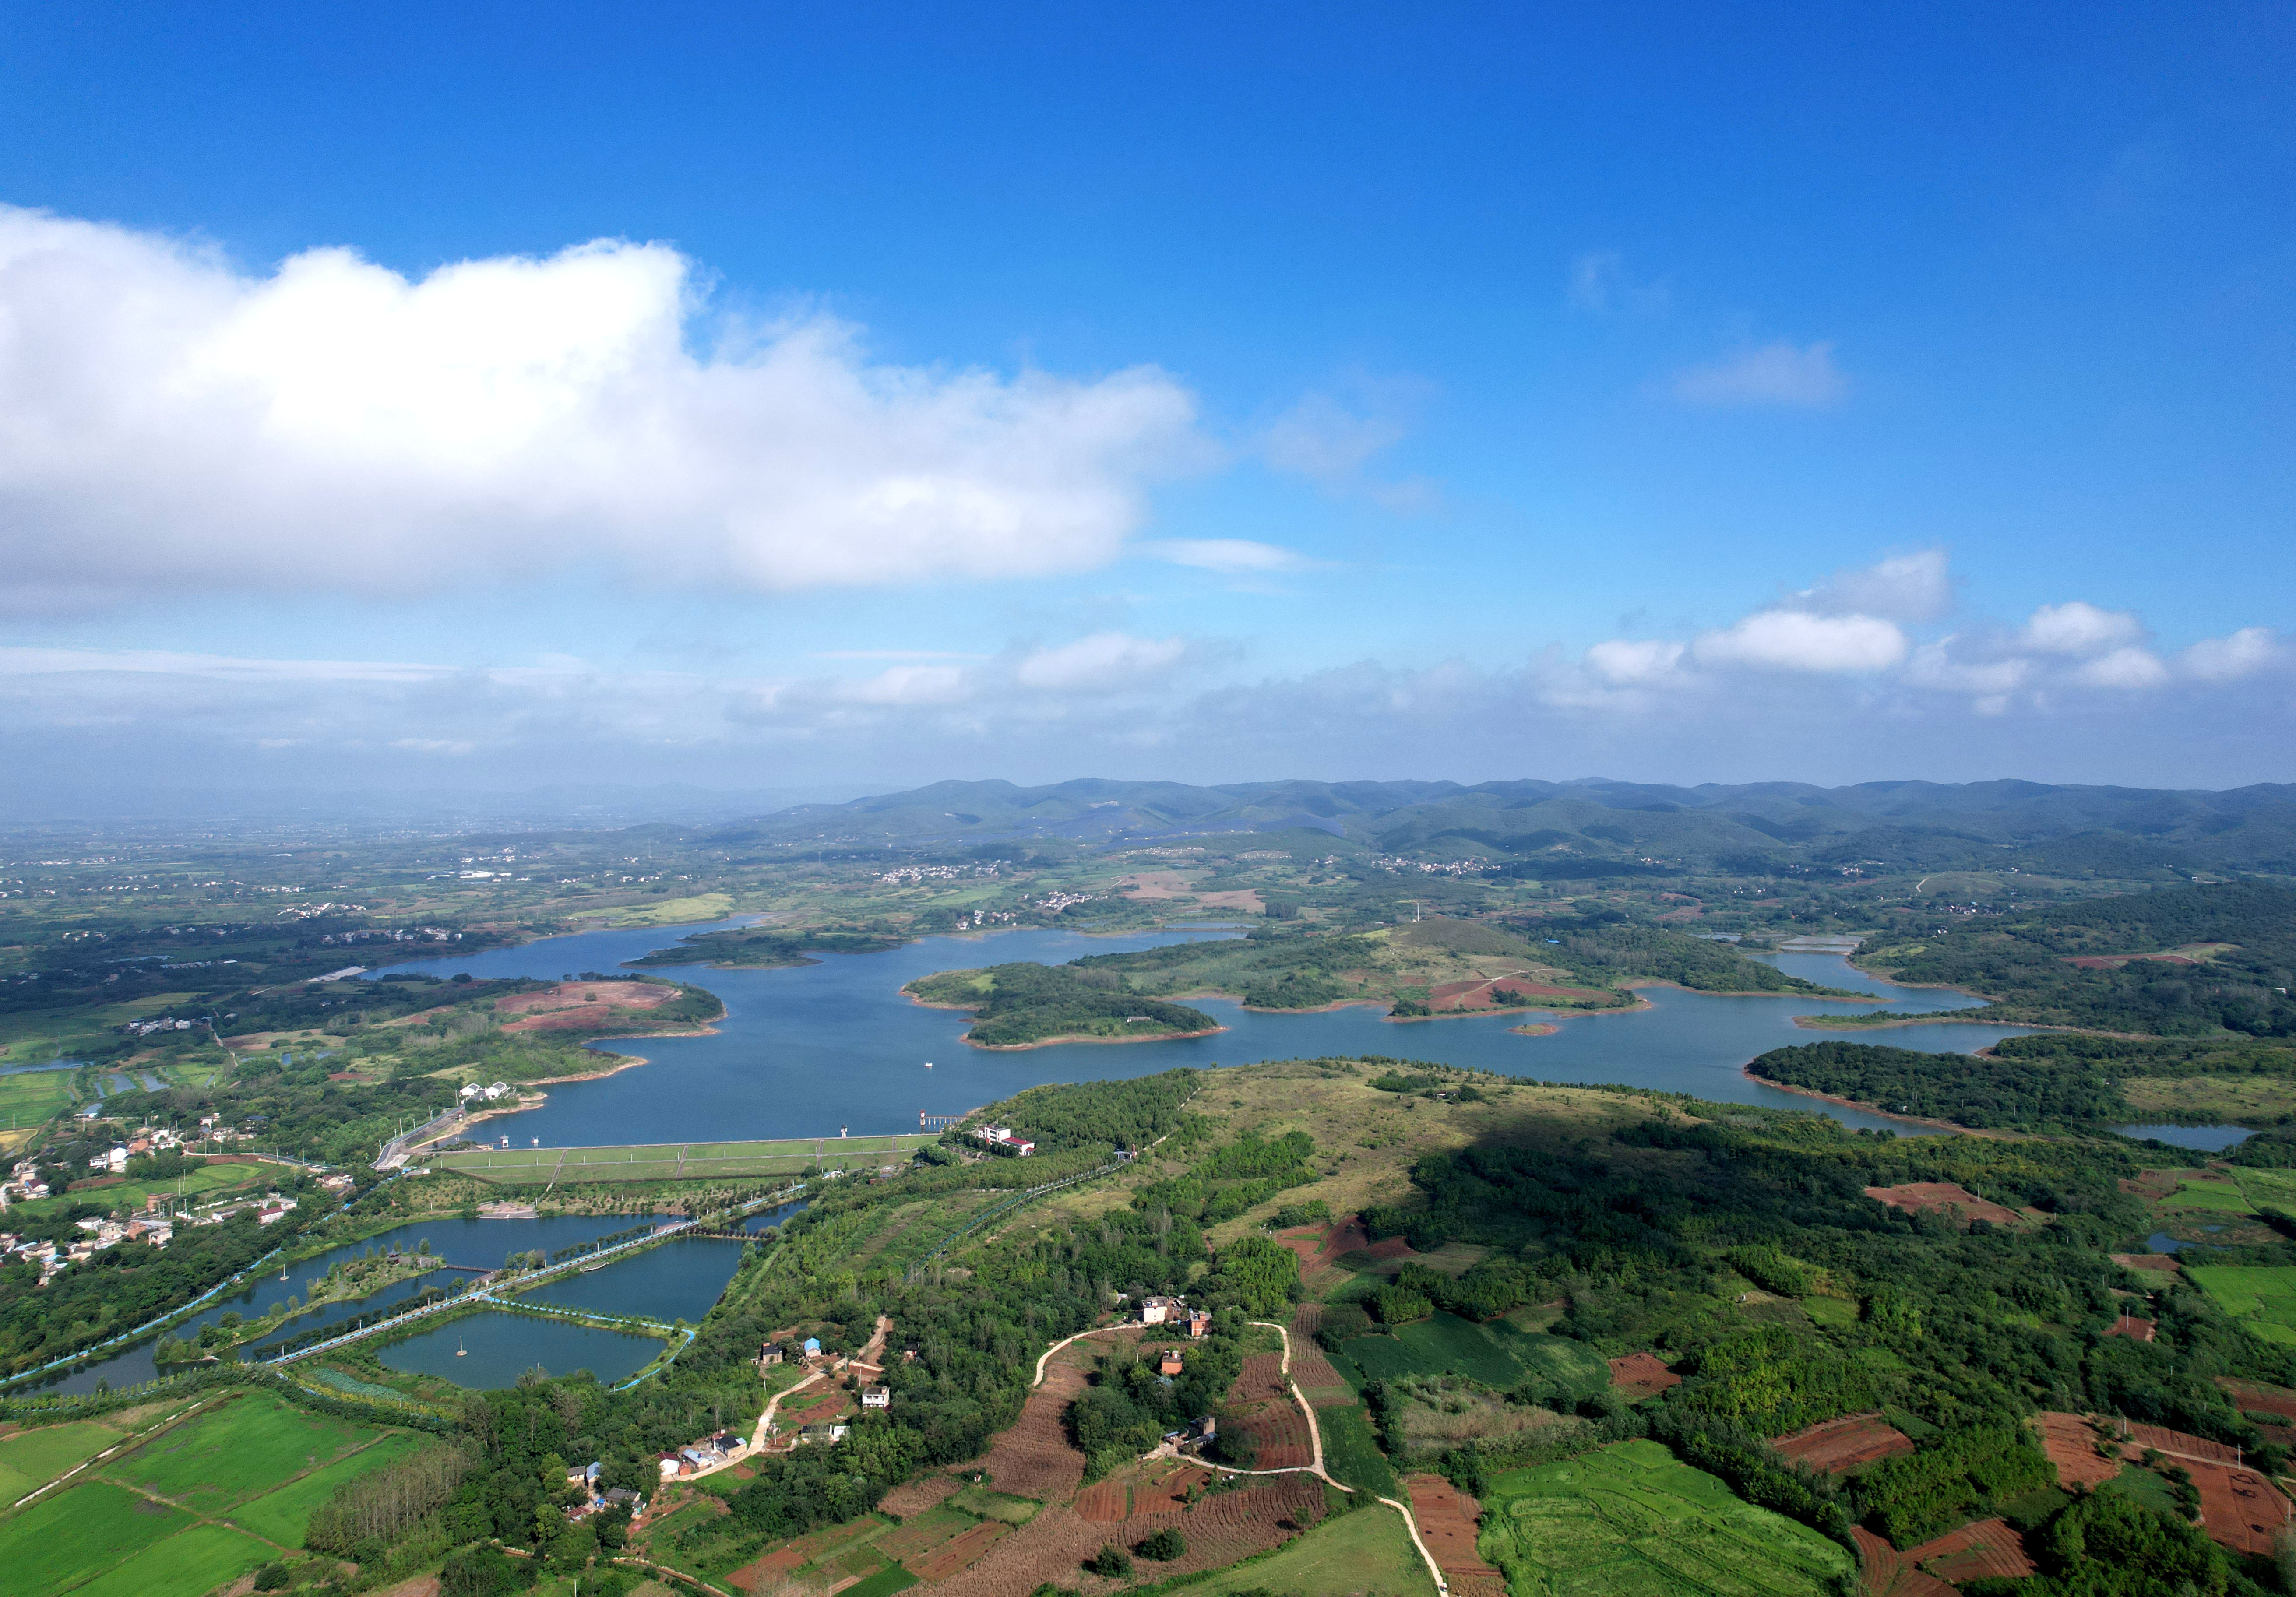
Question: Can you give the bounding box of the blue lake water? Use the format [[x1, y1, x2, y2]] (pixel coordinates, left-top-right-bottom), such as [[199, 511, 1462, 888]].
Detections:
[[14, 1211, 656, 1395], [2119, 1125, 2254, 1152], [379, 1309, 662, 1389], [520, 1238, 746, 1325], [365, 920, 2030, 1143]]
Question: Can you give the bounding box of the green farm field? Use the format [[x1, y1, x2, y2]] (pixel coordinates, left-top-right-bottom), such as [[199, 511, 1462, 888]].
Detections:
[[229, 1429, 427, 1545], [2186, 1265, 2296, 1345], [4, 1157, 264, 1221], [0, 1067, 76, 1132], [0, 1480, 191, 1597], [0, 1417, 120, 1503], [1337, 1311, 1611, 1397], [67, 1521, 276, 1597], [1315, 1403, 1398, 1498], [105, 1390, 382, 1511], [1478, 1439, 1856, 1597], [431, 1133, 937, 1184], [1176, 1499, 1437, 1596]]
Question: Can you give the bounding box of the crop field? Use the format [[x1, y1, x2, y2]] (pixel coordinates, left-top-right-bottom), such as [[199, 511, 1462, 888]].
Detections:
[[1476, 1439, 1857, 1597], [2156, 1177, 2257, 1215], [105, 1390, 382, 1510], [432, 1133, 936, 1184], [0, 1066, 76, 1131], [0, 1417, 123, 1502], [229, 1430, 427, 1544], [67, 1521, 276, 1597], [8, 1157, 263, 1221], [1173, 1499, 1438, 1596], [1768, 1411, 1916, 1476], [0, 1480, 191, 1597], [1337, 1311, 1610, 1396], [1315, 1403, 1398, 1497], [2187, 1265, 2296, 1344]]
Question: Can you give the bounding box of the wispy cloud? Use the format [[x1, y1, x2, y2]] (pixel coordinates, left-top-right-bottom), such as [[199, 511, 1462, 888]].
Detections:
[[1138, 538, 1310, 575], [1669, 340, 1846, 408]]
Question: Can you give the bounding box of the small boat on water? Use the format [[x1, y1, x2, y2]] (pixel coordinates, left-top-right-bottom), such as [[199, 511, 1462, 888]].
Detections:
[[455, 1335, 466, 1358]]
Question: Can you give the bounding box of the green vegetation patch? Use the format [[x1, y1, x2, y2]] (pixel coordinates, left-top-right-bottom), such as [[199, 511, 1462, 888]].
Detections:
[[945, 1483, 1041, 1523], [104, 1391, 381, 1511], [1173, 1496, 1438, 1595], [0, 1418, 123, 1503], [0, 1480, 191, 1597], [1746, 1039, 2127, 1128], [1339, 1311, 1609, 1397], [228, 1430, 424, 1546], [1314, 1403, 1398, 1498], [66, 1521, 277, 1597], [1477, 1439, 1855, 1597], [2186, 1264, 2296, 1344]]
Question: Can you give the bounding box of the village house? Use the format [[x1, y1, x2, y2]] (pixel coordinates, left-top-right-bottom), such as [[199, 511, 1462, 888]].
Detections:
[[861, 1384, 891, 1409], [971, 1123, 1037, 1156], [1139, 1295, 1183, 1325], [757, 1340, 784, 1366], [1158, 1348, 1185, 1377], [1186, 1308, 1212, 1338]]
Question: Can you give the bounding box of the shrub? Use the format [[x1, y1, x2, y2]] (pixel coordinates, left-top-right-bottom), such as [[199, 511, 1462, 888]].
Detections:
[[251, 1565, 290, 1593], [1089, 1544, 1134, 1576], [1136, 1527, 1186, 1560], [1370, 1285, 1432, 1325]]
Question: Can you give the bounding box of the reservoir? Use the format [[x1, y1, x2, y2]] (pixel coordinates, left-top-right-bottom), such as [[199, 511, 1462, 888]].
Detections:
[[378, 1310, 662, 1389], [366, 920, 2031, 1143], [521, 1238, 747, 1324]]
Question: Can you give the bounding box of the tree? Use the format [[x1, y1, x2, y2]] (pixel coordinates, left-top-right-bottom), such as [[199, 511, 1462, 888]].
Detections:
[[1136, 1527, 1186, 1561], [1088, 1545, 1134, 1577]]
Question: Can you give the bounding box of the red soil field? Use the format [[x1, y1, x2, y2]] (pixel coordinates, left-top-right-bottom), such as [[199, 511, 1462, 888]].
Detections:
[[1861, 1181, 2025, 1228], [1769, 1411, 1915, 1476], [876, 1515, 969, 1562], [877, 1472, 961, 1517], [495, 980, 679, 1033], [1904, 1517, 2036, 1582], [929, 1477, 1321, 1597], [1606, 1351, 1680, 1400], [1406, 1474, 1506, 1590], [2186, 1460, 2292, 1556], [906, 1519, 1008, 1582], [1075, 1481, 1127, 1523], [1231, 1400, 1314, 1470], [2032, 1414, 2127, 1489], [2064, 953, 2199, 969], [947, 1344, 1095, 1501], [2218, 1378, 2296, 1424], [2104, 1314, 2157, 1342], [1854, 1527, 1955, 1597], [2124, 1421, 2240, 1465], [1230, 1353, 1291, 1404], [2112, 1252, 2184, 1275]]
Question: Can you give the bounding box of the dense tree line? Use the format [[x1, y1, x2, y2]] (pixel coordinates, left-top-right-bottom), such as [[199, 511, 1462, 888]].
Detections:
[[1747, 1040, 2130, 1128], [627, 923, 909, 968], [964, 1068, 1202, 1153]]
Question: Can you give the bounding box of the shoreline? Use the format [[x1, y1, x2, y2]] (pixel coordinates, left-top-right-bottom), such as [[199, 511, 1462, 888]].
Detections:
[[1738, 1067, 2015, 1138], [966, 1024, 1229, 1052]]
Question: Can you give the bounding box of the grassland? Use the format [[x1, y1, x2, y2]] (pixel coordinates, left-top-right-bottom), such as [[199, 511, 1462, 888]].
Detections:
[[1315, 1403, 1398, 1497], [2186, 1265, 2296, 1345], [3, 1155, 265, 1221], [598, 893, 738, 928], [0, 1417, 123, 1503], [104, 1390, 383, 1511], [1333, 1311, 1611, 1397], [0, 1479, 193, 1597], [1477, 1439, 1857, 1597], [430, 1133, 937, 1184], [229, 1429, 427, 1544], [1172, 1499, 1438, 1596], [66, 1521, 277, 1597], [0, 1067, 77, 1139]]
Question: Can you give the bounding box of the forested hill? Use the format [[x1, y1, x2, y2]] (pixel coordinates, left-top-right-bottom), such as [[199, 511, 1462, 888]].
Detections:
[[1855, 881, 2296, 1036], [704, 775, 2296, 875]]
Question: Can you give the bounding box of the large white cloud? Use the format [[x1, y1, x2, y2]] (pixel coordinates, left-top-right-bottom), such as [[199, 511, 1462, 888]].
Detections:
[[0, 206, 1203, 604], [1691, 610, 1908, 673]]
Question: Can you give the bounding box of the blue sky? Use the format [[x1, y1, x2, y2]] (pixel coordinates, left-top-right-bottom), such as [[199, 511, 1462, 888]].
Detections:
[[0, 4, 2291, 801]]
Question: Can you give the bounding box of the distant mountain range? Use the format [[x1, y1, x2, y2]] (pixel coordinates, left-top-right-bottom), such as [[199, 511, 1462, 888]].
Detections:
[[710, 777, 2296, 877]]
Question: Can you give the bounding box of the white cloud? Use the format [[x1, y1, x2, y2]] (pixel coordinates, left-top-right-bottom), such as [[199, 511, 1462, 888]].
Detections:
[[2020, 601, 2144, 656], [1567, 250, 1670, 316], [1015, 632, 1187, 693], [1140, 538, 1308, 574], [1258, 390, 1408, 485], [839, 665, 972, 706], [2074, 646, 2170, 689], [1670, 340, 1846, 408], [1690, 610, 1907, 673], [0, 206, 1203, 605], [1789, 549, 1954, 623], [2182, 626, 2285, 682], [1585, 639, 1686, 686]]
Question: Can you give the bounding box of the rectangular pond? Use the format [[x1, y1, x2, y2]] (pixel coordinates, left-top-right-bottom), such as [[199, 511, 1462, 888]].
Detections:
[[378, 1310, 665, 1389]]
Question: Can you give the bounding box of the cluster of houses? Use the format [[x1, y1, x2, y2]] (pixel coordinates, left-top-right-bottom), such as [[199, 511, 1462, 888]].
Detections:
[[970, 1122, 1038, 1157], [658, 1430, 748, 1479], [123, 1016, 200, 1038], [1, 1160, 52, 1205], [749, 1336, 899, 1453], [457, 1082, 514, 1104], [560, 1460, 644, 1518], [1137, 1295, 1213, 1337]]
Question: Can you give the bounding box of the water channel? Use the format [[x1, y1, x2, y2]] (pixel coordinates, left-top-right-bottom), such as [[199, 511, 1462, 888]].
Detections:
[[363, 919, 2030, 1144]]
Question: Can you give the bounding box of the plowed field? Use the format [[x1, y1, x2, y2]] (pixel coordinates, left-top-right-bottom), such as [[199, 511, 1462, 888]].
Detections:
[[1405, 1472, 1504, 1589], [878, 1471, 961, 1517], [906, 1519, 1008, 1581], [951, 1346, 1093, 1501], [1230, 1353, 1291, 1404], [1231, 1400, 1314, 1470], [1769, 1411, 1914, 1475], [1905, 1517, 2035, 1582], [2186, 1460, 2292, 1556], [2032, 1414, 2125, 1489], [1075, 1482, 1127, 1523], [1606, 1351, 1680, 1400], [1862, 1181, 2025, 1228]]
